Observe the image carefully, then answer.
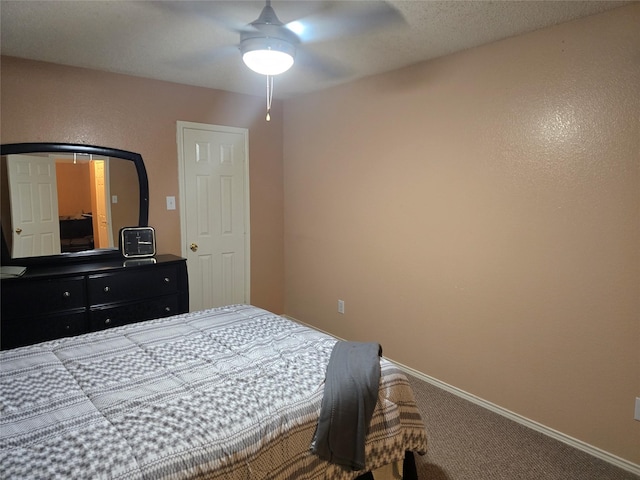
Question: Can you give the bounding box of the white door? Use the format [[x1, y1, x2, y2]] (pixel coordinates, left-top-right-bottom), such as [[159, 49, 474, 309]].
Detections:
[[177, 122, 250, 311], [6, 154, 61, 258]]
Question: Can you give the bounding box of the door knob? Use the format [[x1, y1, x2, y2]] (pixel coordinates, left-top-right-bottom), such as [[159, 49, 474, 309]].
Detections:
[[15, 228, 22, 234], [190, 243, 198, 252]]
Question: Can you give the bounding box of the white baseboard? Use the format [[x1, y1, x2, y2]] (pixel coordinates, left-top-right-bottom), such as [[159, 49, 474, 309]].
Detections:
[[391, 360, 640, 476], [282, 315, 640, 476]]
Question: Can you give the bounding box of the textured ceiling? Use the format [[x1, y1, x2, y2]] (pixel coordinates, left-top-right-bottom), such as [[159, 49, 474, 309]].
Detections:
[[0, 1, 631, 99]]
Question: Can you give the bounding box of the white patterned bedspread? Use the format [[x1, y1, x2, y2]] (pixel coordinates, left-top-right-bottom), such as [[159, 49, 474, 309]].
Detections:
[[0, 305, 427, 479]]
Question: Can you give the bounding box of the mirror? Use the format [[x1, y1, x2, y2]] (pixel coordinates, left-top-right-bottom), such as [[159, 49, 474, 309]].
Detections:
[[1, 143, 149, 266]]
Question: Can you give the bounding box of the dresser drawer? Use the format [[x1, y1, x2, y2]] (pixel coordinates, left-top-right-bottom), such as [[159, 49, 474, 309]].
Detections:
[[1, 276, 85, 319], [1, 255, 188, 349], [1, 312, 87, 350], [89, 294, 181, 331], [87, 265, 180, 305]]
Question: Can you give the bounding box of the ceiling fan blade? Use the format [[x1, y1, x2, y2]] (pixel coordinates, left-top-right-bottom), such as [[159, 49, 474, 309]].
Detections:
[[294, 46, 351, 80], [286, 1, 405, 44], [166, 44, 239, 70], [148, 1, 254, 34]]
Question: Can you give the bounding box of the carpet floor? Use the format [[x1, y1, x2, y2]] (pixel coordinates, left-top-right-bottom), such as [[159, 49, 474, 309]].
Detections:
[[405, 374, 639, 480]]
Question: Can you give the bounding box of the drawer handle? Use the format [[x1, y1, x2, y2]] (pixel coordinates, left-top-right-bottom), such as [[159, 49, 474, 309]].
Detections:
[[164, 277, 170, 283], [103, 286, 111, 293], [104, 318, 112, 325], [62, 291, 71, 298]]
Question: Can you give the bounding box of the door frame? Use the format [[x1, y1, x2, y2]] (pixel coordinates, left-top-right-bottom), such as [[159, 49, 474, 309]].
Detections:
[[176, 121, 251, 306]]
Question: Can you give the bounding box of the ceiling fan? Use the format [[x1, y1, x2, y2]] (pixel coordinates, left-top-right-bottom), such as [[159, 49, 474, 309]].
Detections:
[[240, 0, 299, 76], [162, 1, 405, 120]]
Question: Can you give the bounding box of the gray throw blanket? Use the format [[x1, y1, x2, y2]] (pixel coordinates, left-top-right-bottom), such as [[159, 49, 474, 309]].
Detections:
[[311, 341, 382, 470]]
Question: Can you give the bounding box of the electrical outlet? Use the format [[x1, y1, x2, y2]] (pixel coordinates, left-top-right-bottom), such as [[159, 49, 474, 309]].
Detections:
[[635, 397, 640, 421], [337, 299, 345, 314]]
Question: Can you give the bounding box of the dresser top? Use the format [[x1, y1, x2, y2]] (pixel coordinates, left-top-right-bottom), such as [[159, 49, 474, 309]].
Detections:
[[1, 254, 185, 281]]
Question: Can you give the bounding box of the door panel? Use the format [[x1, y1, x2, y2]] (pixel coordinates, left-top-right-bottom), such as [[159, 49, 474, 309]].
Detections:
[[6, 154, 61, 257], [178, 123, 250, 311]]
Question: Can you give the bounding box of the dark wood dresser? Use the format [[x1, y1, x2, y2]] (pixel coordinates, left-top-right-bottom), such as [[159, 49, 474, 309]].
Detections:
[[1, 254, 189, 350]]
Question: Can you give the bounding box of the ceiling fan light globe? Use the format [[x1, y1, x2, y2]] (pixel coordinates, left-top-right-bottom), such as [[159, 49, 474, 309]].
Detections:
[[242, 48, 294, 76], [240, 33, 296, 76]]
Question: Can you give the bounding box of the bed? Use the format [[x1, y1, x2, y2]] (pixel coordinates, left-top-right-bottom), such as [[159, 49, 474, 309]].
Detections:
[[0, 304, 427, 479], [59, 215, 94, 253]]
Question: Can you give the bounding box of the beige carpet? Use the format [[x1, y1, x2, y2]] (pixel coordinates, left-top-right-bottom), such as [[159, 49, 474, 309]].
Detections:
[[405, 375, 639, 480]]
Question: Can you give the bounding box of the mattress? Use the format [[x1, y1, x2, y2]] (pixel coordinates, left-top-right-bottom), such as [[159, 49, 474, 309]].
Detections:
[[0, 305, 427, 479]]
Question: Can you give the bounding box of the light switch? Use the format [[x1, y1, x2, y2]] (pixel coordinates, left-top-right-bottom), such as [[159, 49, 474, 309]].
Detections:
[[111, 195, 118, 204], [166, 196, 176, 210]]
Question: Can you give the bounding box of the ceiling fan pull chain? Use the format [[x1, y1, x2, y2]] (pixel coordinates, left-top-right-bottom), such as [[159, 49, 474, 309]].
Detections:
[[266, 74, 273, 122]]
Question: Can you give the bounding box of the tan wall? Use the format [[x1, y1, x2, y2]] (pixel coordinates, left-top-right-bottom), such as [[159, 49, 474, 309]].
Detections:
[[1, 56, 284, 313], [283, 4, 640, 464], [56, 162, 92, 217]]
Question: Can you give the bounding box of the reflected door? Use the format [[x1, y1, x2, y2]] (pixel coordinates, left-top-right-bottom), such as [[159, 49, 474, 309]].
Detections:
[[6, 154, 61, 257], [89, 159, 112, 248]]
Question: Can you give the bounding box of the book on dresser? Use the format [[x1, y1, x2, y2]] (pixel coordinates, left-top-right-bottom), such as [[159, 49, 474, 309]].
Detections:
[[0, 254, 189, 350]]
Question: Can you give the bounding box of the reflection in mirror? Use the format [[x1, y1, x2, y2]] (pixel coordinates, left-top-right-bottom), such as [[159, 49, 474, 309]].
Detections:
[[2, 153, 139, 258], [1, 143, 148, 265]]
